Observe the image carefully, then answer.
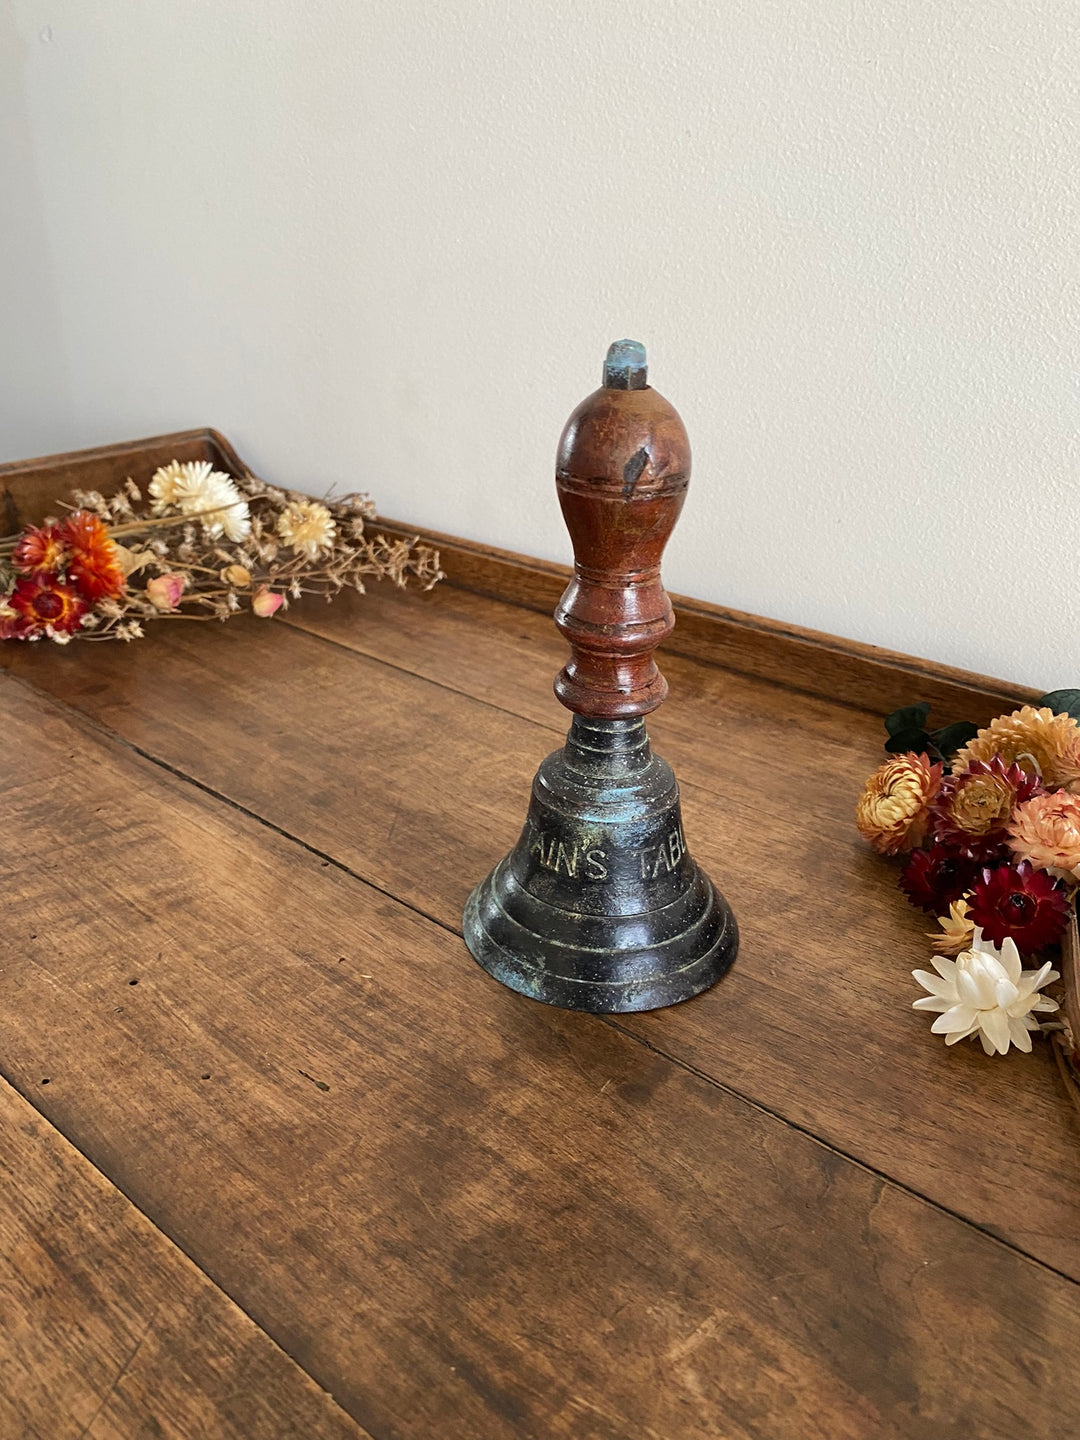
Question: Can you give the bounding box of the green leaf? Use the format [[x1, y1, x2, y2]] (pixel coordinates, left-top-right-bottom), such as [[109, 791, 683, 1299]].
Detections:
[[884, 702, 931, 739], [1038, 689, 1080, 721], [929, 721, 979, 762], [885, 727, 937, 758]]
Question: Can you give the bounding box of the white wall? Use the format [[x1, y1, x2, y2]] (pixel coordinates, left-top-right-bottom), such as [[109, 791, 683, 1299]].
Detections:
[[3, 1, 1077, 689]]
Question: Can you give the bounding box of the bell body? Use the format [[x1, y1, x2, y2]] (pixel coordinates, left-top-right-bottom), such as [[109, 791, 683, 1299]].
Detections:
[[464, 716, 736, 1012], [463, 340, 738, 1013]]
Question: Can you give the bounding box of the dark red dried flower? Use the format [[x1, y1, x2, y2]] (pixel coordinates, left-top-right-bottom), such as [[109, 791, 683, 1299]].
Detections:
[[9, 573, 87, 637], [968, 861, 1070, 952], [931, 756, 1043, 862], [898, 845, 980, 914], [0, 603, 33, 640]]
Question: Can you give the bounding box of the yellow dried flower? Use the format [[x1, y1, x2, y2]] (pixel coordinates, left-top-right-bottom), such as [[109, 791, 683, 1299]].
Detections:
[[953, 706, 1080, 793], [1010, 790, 1080, 881], [277, 500, 336, 560], [927, 897, 976, 958], [856, 753, 943, 855], [221, 564, 252, 587]]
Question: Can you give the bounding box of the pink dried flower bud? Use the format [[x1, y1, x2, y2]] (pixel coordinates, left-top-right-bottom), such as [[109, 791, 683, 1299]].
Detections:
[[146, 573, 186, 610], [252, 585, 284, 618]]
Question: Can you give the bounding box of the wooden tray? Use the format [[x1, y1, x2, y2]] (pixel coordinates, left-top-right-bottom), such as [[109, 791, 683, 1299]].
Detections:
[[1056, 910, 1080, 1111], [0, 428, 250, 533]]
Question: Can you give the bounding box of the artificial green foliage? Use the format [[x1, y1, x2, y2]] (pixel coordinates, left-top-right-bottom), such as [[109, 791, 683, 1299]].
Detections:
[[882, 703, 978, 763]]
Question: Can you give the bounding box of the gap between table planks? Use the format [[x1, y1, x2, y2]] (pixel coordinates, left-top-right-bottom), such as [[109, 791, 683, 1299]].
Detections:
[[0, 1075, 370, 1440], [3, 671, 1080, 1440], [3, 586, 1078, 1283]]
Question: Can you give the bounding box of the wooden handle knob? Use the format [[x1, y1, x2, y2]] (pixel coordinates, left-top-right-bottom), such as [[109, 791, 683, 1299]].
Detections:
[[552, 341, 690, 718]]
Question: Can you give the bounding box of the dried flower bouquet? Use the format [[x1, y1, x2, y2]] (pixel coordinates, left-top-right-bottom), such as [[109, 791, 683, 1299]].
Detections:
[[856, 692, 1080, 1085], [0, 460, 442, 643]]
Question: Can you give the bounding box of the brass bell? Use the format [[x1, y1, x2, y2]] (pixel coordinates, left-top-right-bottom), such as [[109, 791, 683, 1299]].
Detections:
[[464, 341, 738, 1012]]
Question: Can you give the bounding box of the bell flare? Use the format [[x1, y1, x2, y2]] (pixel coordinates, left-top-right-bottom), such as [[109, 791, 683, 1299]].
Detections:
[[463, 717, 738, 1013]]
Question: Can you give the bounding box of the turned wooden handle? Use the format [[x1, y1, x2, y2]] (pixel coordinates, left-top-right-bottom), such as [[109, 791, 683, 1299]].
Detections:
[[553, 341, 691, 718]]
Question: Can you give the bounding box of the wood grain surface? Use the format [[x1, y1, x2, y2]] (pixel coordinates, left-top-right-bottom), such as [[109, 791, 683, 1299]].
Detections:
[[5, 594, 1078, 1286], [0, 1076, 368, 1440], [3, 672, 1080, 1440]]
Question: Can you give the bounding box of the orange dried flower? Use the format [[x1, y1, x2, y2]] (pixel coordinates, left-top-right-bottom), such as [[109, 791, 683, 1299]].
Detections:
[[62, 511, 126, 602], [856, 753, 943, 855], [927, 897, 976, 958], [953, 706, 1080, 794], [1010, 791, 1080, 881], [12, 522, 67, 575], [10, 573, 87, 636]]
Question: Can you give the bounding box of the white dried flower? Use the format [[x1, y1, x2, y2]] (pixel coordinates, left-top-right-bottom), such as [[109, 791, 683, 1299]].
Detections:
[[277, 499, 336, 559], [178, 463, 251, 543], [148, 461, 188, 511], [148, 460, 251, 542], [912, 930, 1059, 1056]]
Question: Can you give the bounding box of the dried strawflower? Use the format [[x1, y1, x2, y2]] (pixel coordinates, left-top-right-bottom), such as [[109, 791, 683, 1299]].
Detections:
[[1010, 791, 1080, 882], [967, 861, 1070, 952], [277, 499, 336, 559], [221, 564, 251, 587], [174, 463, 251, 543], [953, 706, 1080, 793], [931, 757, 1042, 862], [0, 597, 30, 640], [927, 897, 976, 958], [63, 511, 126, 602], [148, 461, 188, 509], [899, 845, 979, 914], [10, 573, 87, 637], [912, 931, 1059, 1055], [856, 753, 943, 855], [12, 522, 66, 575]]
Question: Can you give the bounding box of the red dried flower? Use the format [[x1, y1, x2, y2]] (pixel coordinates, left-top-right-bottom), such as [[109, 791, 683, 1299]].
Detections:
[[899, 845, 980, 914], [12, 521, 67, 575], [968, 861, 1070, 952], [0, 603, 33, 640], [9, 573, 88, 636], [62, 511, 126, 602], [931, 756, 1043, 862]]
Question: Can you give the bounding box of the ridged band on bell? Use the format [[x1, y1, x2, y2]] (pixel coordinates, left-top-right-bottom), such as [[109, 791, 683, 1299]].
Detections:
[[463, 341, 738, 1013]]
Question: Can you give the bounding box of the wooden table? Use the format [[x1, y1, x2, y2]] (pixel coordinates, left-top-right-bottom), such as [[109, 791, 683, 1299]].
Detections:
[[3, 527, 1080, 1440]]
